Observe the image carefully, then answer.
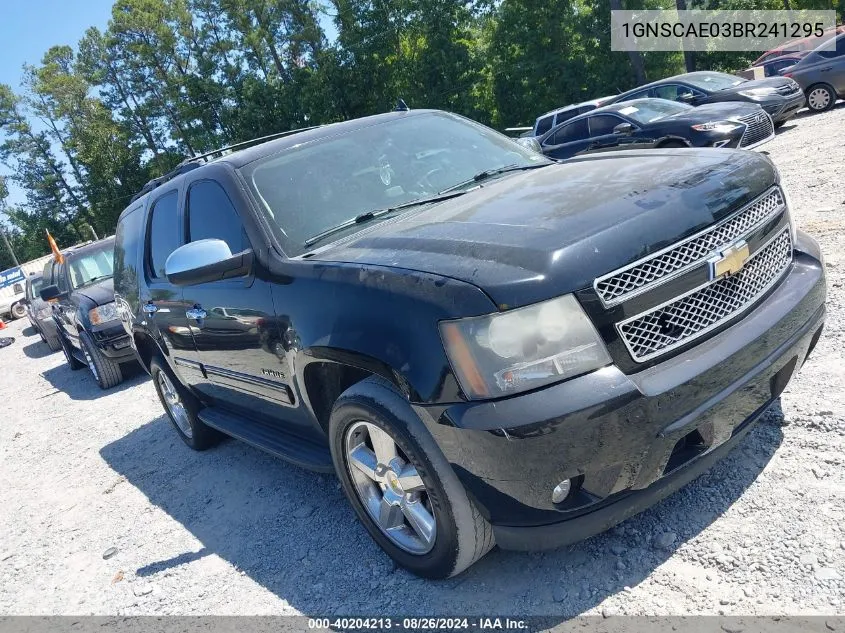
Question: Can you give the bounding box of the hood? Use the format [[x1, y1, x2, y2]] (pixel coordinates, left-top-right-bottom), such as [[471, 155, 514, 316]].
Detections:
[[75, 277, 115, 306], [663, 101, 763, 122], [717, 75, 794, 95], [310, 150, 776, 309]]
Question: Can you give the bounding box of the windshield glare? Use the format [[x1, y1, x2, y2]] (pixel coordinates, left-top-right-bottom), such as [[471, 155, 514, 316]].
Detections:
[[618, 99, 693, 124], [242, 112, 547, 255], [68, 245, 114, 289], [684, 72, 745, 91]]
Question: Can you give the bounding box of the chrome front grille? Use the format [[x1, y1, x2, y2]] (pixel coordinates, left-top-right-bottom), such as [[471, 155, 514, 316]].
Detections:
[[776, 83, 799, 96], [738, 112, 775, 148], [594, 187, 785, 306], [617, 228, 793, 362]]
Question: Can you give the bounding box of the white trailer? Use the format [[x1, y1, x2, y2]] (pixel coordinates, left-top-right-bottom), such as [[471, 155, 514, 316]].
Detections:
[[0, 253, 55, 320]]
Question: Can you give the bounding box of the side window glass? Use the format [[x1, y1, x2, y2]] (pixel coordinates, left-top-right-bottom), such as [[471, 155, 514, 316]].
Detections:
[[588, 115, 622, 137], [535, 115, 554, 136], [549, 119, 588, 145], [554, 110, 577, 126], [147, 191, 181, 279], [186, 181, 248, 254], [653, 84, 683, 100]]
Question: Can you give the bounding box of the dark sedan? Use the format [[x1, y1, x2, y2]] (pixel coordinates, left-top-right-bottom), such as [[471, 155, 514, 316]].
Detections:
[[782, 33, 845, 112], [609, 70, 805, 126], [538, 99, 774, 160]]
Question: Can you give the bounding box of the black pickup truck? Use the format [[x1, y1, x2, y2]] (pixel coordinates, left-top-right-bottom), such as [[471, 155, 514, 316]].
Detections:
[[113, 109, 825, 578], [40, 237, 137, 389]]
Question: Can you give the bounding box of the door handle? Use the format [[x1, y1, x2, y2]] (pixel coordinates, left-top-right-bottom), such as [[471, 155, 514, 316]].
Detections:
[[143, 302, 158, 315], [820, 66, 832, 72], [186, 307, 207, 320]]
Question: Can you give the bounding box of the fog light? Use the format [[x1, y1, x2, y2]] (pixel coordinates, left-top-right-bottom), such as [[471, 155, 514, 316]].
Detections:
[[552, 479, 572, 504]]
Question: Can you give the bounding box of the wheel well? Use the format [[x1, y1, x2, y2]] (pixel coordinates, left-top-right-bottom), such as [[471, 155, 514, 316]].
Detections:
[[304, 362, 373, 434], [656, 138, 689, 148], [133, 331, 159, 372]]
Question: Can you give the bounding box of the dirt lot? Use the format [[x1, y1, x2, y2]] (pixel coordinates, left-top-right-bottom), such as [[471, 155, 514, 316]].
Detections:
[[1, 105, 843, 619]]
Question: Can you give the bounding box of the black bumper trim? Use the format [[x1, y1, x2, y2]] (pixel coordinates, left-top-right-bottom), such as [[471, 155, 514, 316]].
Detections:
[[493, 404, 763, 551]]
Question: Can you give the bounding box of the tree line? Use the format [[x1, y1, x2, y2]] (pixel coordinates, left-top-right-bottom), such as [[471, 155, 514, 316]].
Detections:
[[0, 0, 840, 269]]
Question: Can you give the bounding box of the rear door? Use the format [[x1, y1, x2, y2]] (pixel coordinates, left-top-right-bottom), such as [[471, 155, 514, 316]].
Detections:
[[178, 176, 302, 429]]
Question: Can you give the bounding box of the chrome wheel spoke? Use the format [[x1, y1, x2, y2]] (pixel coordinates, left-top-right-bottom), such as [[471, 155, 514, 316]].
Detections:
[[378, 498, 405, 530], [348, 443, 379, 481], [397, 464, 425, 493], [368, 424, 397, 465], [401, 498, 436, 546]]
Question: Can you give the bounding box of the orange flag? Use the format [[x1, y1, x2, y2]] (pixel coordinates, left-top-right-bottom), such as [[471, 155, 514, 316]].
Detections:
[[46, 230, 64, 264]]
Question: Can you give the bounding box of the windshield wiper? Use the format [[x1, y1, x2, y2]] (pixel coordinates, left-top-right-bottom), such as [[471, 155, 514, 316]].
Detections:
[[303, 189, 472, 248], [438, 162, 552, 194], [79, 275, 112, 287]]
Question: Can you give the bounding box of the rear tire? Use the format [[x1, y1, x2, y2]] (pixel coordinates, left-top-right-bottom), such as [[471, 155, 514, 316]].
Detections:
[[79, 330, 123, 389], [44, 330, 61, 352], [806, 84, 836, 112], [329, 375, 494, 579], [150, 356, 222, 450]]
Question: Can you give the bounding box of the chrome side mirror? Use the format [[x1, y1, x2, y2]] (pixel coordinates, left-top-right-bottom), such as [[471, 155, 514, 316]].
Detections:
[[165, 239, 253, 286]]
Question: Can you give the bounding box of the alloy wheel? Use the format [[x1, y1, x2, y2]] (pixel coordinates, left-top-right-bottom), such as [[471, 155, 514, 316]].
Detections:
[[345, 421, 437, 555], [808, 87, 831, 111], [157, 371, 193, 438]]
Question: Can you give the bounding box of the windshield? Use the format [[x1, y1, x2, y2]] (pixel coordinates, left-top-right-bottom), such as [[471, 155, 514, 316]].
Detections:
[[241, 112, 548, 256], [618, 100, 693, 124], [68, 244, 114, 289], [684, 72, 745, 91], [28, 277, 45, 299]]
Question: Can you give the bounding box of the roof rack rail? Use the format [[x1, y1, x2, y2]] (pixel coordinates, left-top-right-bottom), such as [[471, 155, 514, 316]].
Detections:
[[129, 126, 319, 203]]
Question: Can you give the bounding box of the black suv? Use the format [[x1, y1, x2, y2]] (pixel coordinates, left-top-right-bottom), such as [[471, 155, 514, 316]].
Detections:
[[41, 237, 137, 388], [114, 109, 826, 579]]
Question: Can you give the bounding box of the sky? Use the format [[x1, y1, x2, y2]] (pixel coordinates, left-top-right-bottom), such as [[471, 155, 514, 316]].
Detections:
[[0, 0, 115, 211]]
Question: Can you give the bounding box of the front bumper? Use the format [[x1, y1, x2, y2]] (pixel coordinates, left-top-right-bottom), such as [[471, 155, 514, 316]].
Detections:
[[415, 232, 825, 548], [759, 92, 806, 122], [90, 322, 136, 361]]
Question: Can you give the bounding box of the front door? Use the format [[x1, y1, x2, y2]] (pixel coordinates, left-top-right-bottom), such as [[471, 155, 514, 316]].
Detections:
[[541, 118, 591, 159], [140, 188, 198, 385], [178, 179, 307, 432]]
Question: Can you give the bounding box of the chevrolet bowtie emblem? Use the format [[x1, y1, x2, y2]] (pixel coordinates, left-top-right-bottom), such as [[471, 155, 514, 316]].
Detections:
[[708, 240, 750, 280]]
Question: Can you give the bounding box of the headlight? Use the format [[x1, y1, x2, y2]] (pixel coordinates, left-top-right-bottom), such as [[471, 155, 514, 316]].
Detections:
[[89, 302, 119, 325], [691, 121, 742, 133], [738, 87, 778, 98], [36, 306, 52, 320], [439, 295, 612, 399]]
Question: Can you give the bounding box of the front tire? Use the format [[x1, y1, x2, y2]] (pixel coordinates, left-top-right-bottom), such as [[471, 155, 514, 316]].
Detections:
[[10, 303, 26, 320], [806, 84, 836, 112], [79, 330, 123, 389], [150, 356, 221, 450], [329, 375, 494, 579]]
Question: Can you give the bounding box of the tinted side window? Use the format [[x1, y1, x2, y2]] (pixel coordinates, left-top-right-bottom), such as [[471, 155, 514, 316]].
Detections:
[[186, 181, 248, 254], [147, 191, 181, 279], [553, 110, 577, 126], [548, 119, 588, 145], [535, 115, 554, 136], [818, 36, 845, 58], [624, 89, 651, 101], [114, 206, 144, 298], [652, 84, 684, 100], [588, 115, 622, 137]]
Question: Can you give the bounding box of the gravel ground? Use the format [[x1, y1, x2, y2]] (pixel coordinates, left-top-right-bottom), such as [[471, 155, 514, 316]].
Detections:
[[1, 104, 844, 619]]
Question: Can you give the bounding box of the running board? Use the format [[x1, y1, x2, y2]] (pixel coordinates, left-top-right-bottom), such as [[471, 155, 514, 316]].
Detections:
[[198, 407, 334, 473]]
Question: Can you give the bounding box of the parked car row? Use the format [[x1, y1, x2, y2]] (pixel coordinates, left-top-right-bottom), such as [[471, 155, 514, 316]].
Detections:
[[21, 105, 827, 580]]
